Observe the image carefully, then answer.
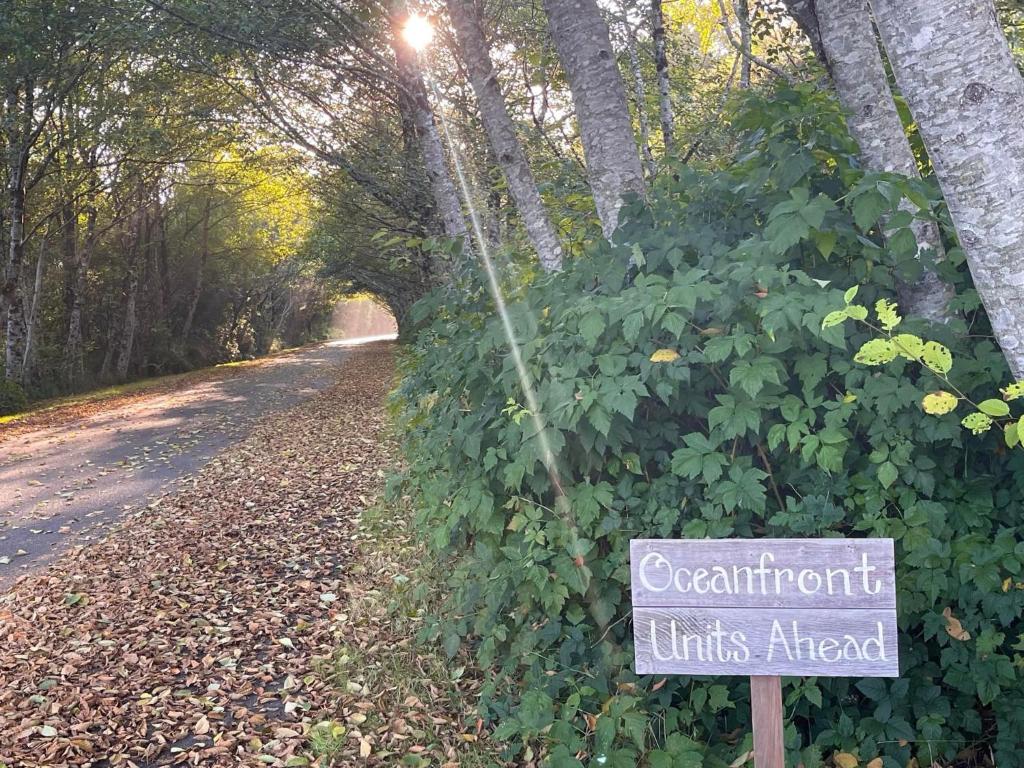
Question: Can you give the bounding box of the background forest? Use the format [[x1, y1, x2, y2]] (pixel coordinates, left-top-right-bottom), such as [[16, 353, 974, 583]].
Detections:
[[5, 0, 1024, 766]]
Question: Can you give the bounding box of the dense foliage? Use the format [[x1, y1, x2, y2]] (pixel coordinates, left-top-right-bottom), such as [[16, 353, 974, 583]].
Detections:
[[396, 90, 1024, 767], [0, 379, 28, 416]]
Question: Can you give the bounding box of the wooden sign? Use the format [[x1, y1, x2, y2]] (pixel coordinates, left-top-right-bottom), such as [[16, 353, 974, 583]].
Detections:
[[630, 538, 898, 677]]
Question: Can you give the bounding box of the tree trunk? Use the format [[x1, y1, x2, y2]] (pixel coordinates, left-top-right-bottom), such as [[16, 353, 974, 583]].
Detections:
[[623, 22, 657, 179], [650, 0, 674, 153], [789, 0, 952, 323], [63, 205, 96, 388], [870, 0, 1024, 376], [447, 0, 563, 271], [180, 196, 210, 345], [4, 166, 28, 383], [544, 0, 646, 239], [734, 0, 752, 88], [390, 5, 469, 257], [115, 206, 145, 382], [22, 232, 46, 385]]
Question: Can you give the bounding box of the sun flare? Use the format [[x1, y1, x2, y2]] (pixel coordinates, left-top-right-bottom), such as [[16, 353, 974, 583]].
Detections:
[[402, 13, 434, 51]]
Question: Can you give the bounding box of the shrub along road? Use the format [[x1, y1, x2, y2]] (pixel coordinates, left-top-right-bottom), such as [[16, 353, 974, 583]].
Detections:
[[0, 341, 373, 586], [0, 342, 474, 766]]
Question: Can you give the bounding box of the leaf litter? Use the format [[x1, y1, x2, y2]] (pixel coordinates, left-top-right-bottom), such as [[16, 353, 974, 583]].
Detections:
[[0, 342, 490, 767]]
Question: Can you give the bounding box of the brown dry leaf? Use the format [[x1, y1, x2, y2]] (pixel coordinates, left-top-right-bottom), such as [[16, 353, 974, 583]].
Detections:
[[834, 753, 859, 768], [0, 345, 407, 767], [359, 738, 372, 757], [943, 606, 971, 641]]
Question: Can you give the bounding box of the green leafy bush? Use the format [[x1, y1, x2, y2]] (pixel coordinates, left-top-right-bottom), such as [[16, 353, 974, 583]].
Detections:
[[0, 378, 28, 416], [395, 88, 1024, 767]]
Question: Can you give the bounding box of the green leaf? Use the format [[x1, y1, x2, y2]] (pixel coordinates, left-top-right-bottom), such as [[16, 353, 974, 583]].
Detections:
[[878, 461, 899, 489], [978, 399, 1011, 417], [1005, 422, 1020, 449], [821, 310, 848, 329], [814, 230, 837, 259], [852, 190, 888, 230], [854, 339, 897, 365], [579, 312, 605, 347], [845, 304, 868, 321], [843, 285, 859, 304]]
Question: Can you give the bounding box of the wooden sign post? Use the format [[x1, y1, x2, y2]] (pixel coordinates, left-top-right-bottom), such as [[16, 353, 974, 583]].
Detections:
[[630, 538, 898, 767]]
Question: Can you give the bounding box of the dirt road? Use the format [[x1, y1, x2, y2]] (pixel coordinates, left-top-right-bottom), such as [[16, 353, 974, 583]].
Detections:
[[0, 339, 384, 586]]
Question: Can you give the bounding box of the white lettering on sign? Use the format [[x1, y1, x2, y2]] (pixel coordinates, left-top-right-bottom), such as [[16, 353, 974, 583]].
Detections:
[[630, 539, 899, 677], [636, 549, 883, 600]]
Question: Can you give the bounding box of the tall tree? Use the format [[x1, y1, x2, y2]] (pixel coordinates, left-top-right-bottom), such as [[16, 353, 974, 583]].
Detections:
[[871, 0, 1024, 377], [619, 10, 657, 179], [784, 0, 952, 323], [733, 0, 752, 88], [543, 0, 645, 239], [389, 7, 469, 260], [650, 0, 674, 152], [446, 0, 563, 271]]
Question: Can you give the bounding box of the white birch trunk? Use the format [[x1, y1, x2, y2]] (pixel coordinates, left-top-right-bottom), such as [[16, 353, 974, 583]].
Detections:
[[21, 234, 46, 385], [447, 0, 563, 271], [544, 0, 646, 239], [390, 8, 469, 257], [807, 0, 953, 323], [4, 166, 28, 383], [734, 0, 752, 89], [623, 22, 657, 179], [870, 0, 1024, 378], [650, 0, 674, 152]]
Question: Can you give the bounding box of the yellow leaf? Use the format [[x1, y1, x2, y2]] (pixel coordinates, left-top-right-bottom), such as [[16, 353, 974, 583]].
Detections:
[[875, 298, 902, 331], [854, 339, 897, 365], [1003, 577, 1013, 593], [650, 348, 680, 363], [834, 752, 859, 768], [943, 606, 971, 641], [961, 412, 993, 435], [922, 391, 958, 415], [1001, 382, 1024, 401], [922, 341, 953, 374], [892, 333, 925, 360], [843, 392, 858, 403], [866, 759, 883, 768], [730, 750, 754, 767]]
